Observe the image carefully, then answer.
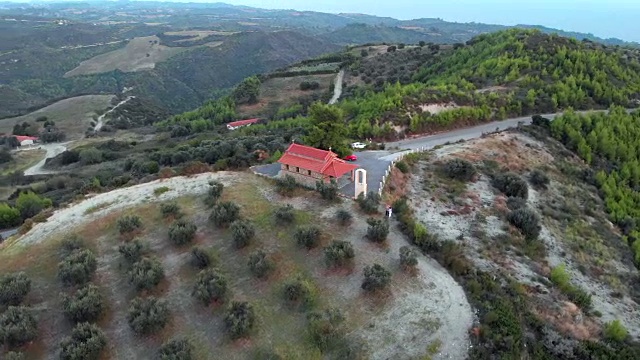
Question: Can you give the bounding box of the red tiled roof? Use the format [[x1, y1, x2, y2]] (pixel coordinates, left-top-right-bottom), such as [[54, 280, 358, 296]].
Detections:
[[322, 159, 358, 178], [227, 118, 259, 127], [15, 136, 38, 142], [284, 143, 337, 161], [278, 143, 358, 178]]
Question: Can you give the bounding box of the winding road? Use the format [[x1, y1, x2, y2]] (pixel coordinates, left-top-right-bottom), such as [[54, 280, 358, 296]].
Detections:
[[328, 69, 345, 105]]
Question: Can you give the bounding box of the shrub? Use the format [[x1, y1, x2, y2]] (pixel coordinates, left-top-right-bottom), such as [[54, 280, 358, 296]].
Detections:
[[4, 352, 25, 360], [159, 338, 193, 360], [335, 209, 352, 226], [283, 277, 314, 307], [443, 158, 476, 181], [366, 218, 389, 243], [248, 250, 273, 278], [79, 148, 103, 165], [16, 191, 52, 219], [59, 322, 107, 360], [550, 264, 570, 288], [127, 296, 169, 335], [128, 257, 164, 291], [395, 161, 409, 174], [190, 247, 211, 269], [316, 180, 339, 201], [295, 226, 321, 249], [412, 222, 439, 251], [0, 203, 21, 229], [230, 220, 255, 249], [153, 186, 170, 196], [118, 240, 146, 263], [492, 173, 529, 199], [62, 284, 104, 323], [117, 215, 142, 234], [603, 319, 628, 342], [274, 204, 295, 224], [399, 246, 418, 269], [506, 196, 527, 210], [60, 235, 84, 256], [58, 249, 98, 286], [307, 308, 345, 351], [550, 265, 593, 310], [0, 272, 31, 306], [276, 175, 298, 196], [362, 264, 391, 292], [356, 191, 380, 214], [209, 201, 240, 228], [224, 301, 256, 339], [192, 268, 228, 305], [529, 169, 550, 189], [0, 306, 37, 347], [324, 241, 355, 268], [168, 220, 197, 245], [160, 202, 182, 218], [507, 207, 541, 240], [205, 180, 224, 206]]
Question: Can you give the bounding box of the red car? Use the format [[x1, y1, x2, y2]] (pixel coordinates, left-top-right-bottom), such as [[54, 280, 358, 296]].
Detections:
[[344, 154, 358, 161]]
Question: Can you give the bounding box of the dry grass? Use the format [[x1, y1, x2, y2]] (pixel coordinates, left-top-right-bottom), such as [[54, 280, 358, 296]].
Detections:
[[237, 74, 334, 118], [0, 95, 114, 139], [0, 148, 45, 176], [64, 36, 188, 77]]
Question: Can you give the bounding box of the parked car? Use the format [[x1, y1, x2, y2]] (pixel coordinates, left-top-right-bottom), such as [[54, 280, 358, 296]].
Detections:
[[344, 154, 358, 161], [351, 142, 367, 149]]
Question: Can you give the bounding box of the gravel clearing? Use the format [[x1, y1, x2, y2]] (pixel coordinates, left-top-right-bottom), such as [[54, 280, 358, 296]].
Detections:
[[14, 172, 241, 246]]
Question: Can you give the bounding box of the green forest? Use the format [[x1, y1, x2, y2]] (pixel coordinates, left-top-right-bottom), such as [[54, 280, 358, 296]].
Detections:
[[336, 29, 640, 139], [550, 107, 640, 265]]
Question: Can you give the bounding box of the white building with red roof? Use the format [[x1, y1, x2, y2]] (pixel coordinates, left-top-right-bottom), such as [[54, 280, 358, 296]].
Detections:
[[277, 143, 359, 187], [15, 135, 39, 146], [226, 118, 260, 131]]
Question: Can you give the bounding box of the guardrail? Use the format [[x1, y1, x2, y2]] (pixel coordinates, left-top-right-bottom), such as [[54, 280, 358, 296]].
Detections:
[[378, 146, 427, 197]]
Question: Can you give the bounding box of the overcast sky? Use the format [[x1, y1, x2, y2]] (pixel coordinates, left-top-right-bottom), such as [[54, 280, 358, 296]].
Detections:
[[218, 0, 640, 42]]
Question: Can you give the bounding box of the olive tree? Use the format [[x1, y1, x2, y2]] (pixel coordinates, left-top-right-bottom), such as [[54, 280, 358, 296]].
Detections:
[[230, 220, 255, 249], [128, 257, 165, 291], [59, 322, 107, 360], [159, 338, 193, 360], [168, 220, 197, 245], [62, 284, 105, 323], [58, 249, 98, 286], [324, 241, 355, 268], [0, 306, 38, 347], [247, 250, 273, 279], [224, 301, 255, 339], [127, 296, 169, 335], [362, 264, 391, 292], [192, 268, 228, 305], [0, 272, 31, 306]]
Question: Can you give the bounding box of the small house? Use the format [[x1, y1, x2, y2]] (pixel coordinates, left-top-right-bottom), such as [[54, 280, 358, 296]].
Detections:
[[226, 118, 259, 131], [277, 143, 359, 187], [15, 135, 38, 147]]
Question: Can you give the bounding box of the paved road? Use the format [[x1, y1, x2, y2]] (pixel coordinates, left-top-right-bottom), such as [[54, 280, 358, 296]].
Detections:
[[0, 228, 18, 240], [328, 69, 345, 105], [21, 142, 69, 176]]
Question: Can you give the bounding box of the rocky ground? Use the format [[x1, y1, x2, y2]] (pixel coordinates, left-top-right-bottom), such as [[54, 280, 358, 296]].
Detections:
[[403, 131, 640, 341]]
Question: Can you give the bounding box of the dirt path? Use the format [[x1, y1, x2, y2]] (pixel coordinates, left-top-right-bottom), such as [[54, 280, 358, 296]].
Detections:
[[329, 69, 345, 105], [21, 142, 70, 176], [95, 96, 135, 132], [12, 172, 240, 246]]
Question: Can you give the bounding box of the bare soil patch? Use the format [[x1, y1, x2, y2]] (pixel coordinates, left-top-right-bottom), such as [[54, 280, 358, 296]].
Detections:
[[0, 95, 114, 139], [64, 36, 187, 77]]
